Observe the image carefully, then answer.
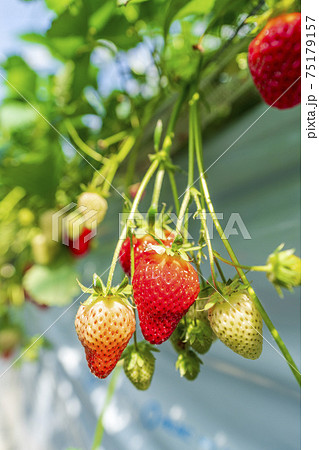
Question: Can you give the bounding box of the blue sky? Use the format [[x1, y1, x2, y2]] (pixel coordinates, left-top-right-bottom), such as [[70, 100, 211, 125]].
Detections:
[[0, 0, 53, 55], [0, 1, 158, 101]]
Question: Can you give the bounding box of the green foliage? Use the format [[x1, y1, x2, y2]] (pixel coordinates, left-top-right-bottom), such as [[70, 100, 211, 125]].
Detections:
[[0, 0, 300, 368], [23, 262, 80, 306]]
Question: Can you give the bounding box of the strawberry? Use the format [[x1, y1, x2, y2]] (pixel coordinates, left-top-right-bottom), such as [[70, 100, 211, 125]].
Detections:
[[186, 318, 215, 354], [75, 295, 135, 378], [78, 192, 108, 228], [69, 227, 93, 258], [248, 13, 301, 109], [170, 321, 189, 353], [132, 251, 200, 344], [0, 327, 21, 359], [123, 341, 159, 390], [176, 350, 202, 381], [187, 299, 210, 326], [31, 233, 59, 265], [208, 291, 263, 360], [119, 230, 174, 276], [128, 182, 145, 200]]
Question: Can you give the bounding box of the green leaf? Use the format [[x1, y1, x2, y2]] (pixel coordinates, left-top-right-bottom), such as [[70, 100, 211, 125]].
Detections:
[[0, 101, 37, 132], [47, 7, 88, 39], [2, 56, 37, 100], [1, 140, 64, 204], [23, 263, 80, 306], [89, 2, 115, 32], [45, 0, 74, 15], [118, 0, 150, 5], [163, 0, 191, 40], [175, 0, 215, 20]]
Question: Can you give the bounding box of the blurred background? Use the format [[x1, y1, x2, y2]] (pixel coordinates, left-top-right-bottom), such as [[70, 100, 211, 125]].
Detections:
[[0, 1, 300, 449]]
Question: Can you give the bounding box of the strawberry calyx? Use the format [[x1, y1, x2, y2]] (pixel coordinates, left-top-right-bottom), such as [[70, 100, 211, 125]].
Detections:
[[143, 235, 204, 262], [176, 349, 203, 380], [185, 318, 214, 354], [171, 317, 214, 355], [203, 279, 249, 311], [77, 273, 133, 308], [121, 340, 159, 361]]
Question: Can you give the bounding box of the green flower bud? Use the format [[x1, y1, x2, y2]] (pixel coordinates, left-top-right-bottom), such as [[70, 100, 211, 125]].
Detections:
[[266, 244, 301, 297]]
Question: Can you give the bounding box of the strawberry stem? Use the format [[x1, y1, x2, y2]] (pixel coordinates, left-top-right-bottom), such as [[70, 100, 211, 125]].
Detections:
[[192, 189, 219, 291], [101, 135, 137, 196], [91, 363, 122, 450], [209, 249, 271, 272], [191, 95, 301, 387], [65, 119, 108, 164], [105, 158, 160, 292]]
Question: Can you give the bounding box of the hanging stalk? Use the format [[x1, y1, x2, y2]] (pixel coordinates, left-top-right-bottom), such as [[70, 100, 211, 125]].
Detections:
[[105, 157, 160, 292], [65, 120, 108, 163], [191, 96, 301, 386], [91, 364, 122, 450]]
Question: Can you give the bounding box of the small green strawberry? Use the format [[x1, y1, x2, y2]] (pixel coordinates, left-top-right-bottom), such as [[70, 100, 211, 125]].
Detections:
[[170, 320, 188, 353], [0, 326, 22, 358], [78, 192, 108, 228], [208, 291, 263, 360], [31, 233, 59, 265], [266, 244, 301, 297], [176, 349, 202, 381], [186, 318, 215, 354], [123, 341, 159, 390], [187, 299, 210, 326]]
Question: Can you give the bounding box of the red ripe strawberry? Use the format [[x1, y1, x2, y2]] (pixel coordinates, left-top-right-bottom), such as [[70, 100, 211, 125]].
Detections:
[[119, 230, 174, 276], [69, 227, 93, 258], [248, 13, 301, 109], [132, 252, 200, 344], [75, 295, 135, 378]]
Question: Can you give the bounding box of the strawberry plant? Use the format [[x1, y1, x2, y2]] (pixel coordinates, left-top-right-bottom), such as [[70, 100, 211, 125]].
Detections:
[[0, 0, 301, 447]]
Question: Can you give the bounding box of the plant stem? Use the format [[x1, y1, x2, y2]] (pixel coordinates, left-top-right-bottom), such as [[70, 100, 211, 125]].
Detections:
[[150, 167, 165, 211], [98, 130, 128, 148], [163, 85, 190, 214], [106, 158, 160, 292], [191, 98, 301, 386], [65, 120, 108, 163], [102, 135, 136, 196], [175, 189, 191, 238], [192, 190, 218, 290], [215, 259, 227, 284], [210, 250, 270, 272], [168, 171, 180, 214], [91, 363, 122, 450]]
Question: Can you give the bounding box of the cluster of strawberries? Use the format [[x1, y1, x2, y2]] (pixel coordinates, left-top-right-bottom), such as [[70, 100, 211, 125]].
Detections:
[[75, 230, 263, 389], [74, 12, 301, 389]]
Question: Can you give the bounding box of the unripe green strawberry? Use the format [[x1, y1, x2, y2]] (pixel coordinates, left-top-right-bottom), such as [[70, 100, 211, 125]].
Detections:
[[18, 208, 35, 227], [176, 350, 202, 381], [208, 291, 263, 360], [31, 233, 58, 265], [123, 342, 158, 390], [0, 327, 21, 357], [187, 299, 210, 326], [186, 318, 216, 354], [170, 320, 188, 353], [78, 192, 108, 228], [75, 295, 135, 378]]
